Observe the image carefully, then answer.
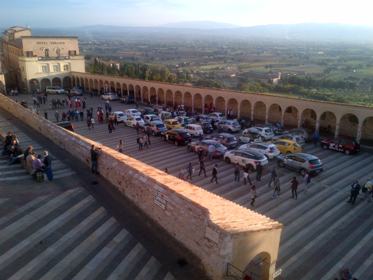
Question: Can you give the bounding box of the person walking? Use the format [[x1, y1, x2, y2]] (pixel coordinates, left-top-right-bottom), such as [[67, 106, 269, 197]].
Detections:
[[138, 136, 144, 151], [273, 177, 281, 198], [87, 118, 92, 130], [348, 180, 361, 204], [42, 150, 53, 181], [90, 145, 100, 174], [256, 163, 263, 181], [54, 111, 59, 122], [312, 131, 320, 147], [234, 164, 240, 182], [207, 144, 215, 160], [303, 171, 311, 194], [250, 185, 257, 207], [268, 167, 277, 188], [117, 139, 124, 153], [90, 117, 95, 129], [210, 164, 218, 184], [291, 177, 299, 200], [186, 162, 193, 180], [108, 122, 113, 133], [243, 166, 252, 185], [198, 159, 207, 177]]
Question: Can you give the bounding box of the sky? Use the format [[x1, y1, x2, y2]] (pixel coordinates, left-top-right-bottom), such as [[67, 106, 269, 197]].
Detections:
[[2, 0, 373, 28]]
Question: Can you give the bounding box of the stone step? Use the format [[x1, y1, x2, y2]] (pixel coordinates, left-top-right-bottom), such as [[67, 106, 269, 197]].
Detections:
[[134, 256, 162, 280], [7, 207, 108, 280], [70, 229, 133, 280], [0, 188, 84, 246], [107, 243, 148, 280], [39, 217, 120, 280]]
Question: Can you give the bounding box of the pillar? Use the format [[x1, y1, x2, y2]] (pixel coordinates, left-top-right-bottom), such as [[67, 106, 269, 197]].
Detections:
[[315, 119, 320, 133], [297, 117, 302, 128], [334, 122, 340, 138], [265, 108, 269, 124], [356, 122, 363, 143], [192, 96, 195, 114]]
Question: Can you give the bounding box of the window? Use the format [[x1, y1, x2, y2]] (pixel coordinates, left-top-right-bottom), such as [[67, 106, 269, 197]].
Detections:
[[68, 50, 77, 56], [53, 64, 60, 72], [56, 48, 61, 57], [41, 64, 49, 73], [25, 51, 33, 57], [44, 48, 49, 57], [63, 64, 69, 71]]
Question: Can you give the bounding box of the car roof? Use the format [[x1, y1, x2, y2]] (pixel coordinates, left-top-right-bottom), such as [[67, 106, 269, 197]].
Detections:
[[234, 149, 264, 157], [292, 153, 319, 160], [275, 139, 297, 144], [219, 133, 235, 137]]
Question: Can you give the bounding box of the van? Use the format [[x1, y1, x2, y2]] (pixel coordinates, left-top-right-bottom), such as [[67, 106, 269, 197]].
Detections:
[[185, 124, 203, 137]]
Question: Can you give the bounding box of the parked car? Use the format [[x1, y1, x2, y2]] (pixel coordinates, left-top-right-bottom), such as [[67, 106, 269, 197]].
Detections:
[[112, 111, 127, 123], [277, 153, 323, 175], [209, 112, 225, 121], [224, 149, 268, 170], [164, 119, 182, 130], [46, 86, 65, 94], [187, 139, 227, 158], [56, 121, 74, 132], [177, 116, 192, 127], [217, 119, 241, 133], [214, 133, 238, 149], [159, 111, 173, 121], [239, 129, 263, 144], [125, 108, 141, 117], [201, 122, 214, 134], [185, 124, 204, 137], [273, 133, 306, 146], [69, 86, 83, 96], [140, 107, 155, 116], [120, 95, 134, 104], [197, 114, 212, 124], [101, 92, 118, 101], [147, 121, 166, 136], [125, 116, 145, 128], [144, 114, 161, 124], [289, 128, 310, 142], [247, 127, 274, 141], [320, 138, 360, 155], [163, 129, 192, 146], [239, 142, 280, 159], [273, 139, 302, 154]]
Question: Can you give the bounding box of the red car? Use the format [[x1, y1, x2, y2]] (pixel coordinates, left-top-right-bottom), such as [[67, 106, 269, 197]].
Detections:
[[320, 138, 360, 155]]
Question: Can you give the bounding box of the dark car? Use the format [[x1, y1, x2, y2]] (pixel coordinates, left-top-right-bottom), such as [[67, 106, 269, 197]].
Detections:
[[163, 129, 191, 146], [141, 107, 155, 116], [320, 138, 360, 155], [187, 139, 227, 158], [56, 121, 74, 132], [120, 95, 135, 104], [277, 153, 323, 175], [201, 122, 214, 134], [214, 133, 238, 149]]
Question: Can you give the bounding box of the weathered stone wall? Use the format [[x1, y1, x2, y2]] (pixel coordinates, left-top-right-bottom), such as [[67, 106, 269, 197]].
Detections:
[[0, 94, 282, 279]]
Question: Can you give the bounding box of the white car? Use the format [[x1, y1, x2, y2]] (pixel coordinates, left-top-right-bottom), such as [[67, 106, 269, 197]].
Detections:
[[217, 119, 241, 133], [185, 124, 204, 137], [224, 149, 268, 170], [126, 116, 145, 128], [46, 86, 65, 94], [101, 92, 118, 101], [209, 112, 225, 121], [239, 128, 263, 143], [125, 108, 141, 117], [239, 143, 280, 159], [248, 127, 274, 141], [159, 111, 173, 121], [112, 111, 127, 123], [144, 114, 160, 124]]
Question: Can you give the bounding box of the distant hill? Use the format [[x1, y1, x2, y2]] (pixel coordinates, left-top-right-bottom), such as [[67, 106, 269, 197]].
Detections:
[[10, 23, 373, 44]]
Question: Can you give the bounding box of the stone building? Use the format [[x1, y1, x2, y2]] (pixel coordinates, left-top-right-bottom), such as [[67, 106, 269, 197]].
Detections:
[[0, 61, 5, 93], [1, 26, 85, 92]]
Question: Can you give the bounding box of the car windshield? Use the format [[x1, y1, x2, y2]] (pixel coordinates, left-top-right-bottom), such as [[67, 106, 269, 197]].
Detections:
[[309, 159, 321, 164]]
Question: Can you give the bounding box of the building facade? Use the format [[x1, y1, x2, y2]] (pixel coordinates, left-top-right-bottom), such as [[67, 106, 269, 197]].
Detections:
[[1, 26, 85, 92], [0, 61, 5, 93]]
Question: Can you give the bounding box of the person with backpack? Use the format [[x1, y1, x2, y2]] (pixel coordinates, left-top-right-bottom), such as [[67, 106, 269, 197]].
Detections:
[[348, 180, 361, 205], [210, 164, 218, 184]]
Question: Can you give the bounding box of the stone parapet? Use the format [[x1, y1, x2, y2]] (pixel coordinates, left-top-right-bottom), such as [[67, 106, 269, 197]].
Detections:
[[0, 93, 282, 279]]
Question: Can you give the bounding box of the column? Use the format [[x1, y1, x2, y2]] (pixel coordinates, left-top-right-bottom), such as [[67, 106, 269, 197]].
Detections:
[[297, 117, 302, 128], [237, 106, 241, 119], [251, 110, 254, 122], [280, 113, 284, 127], [315, 119, 320, 133], [191, 96, 195, 114], [334, 122, 340, 138], [265, 108, 269, 124], [356, 122, 363, 143]]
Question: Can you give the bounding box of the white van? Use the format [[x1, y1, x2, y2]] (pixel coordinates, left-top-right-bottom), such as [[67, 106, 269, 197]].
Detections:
[[185, 124, 204, 137]]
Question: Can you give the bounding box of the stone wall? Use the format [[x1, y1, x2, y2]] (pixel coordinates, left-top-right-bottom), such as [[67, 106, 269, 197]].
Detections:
[[0, 93, 282, 280]]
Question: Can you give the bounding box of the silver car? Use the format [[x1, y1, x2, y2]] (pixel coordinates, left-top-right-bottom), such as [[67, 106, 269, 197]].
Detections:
[[277, 153, 323, 175]]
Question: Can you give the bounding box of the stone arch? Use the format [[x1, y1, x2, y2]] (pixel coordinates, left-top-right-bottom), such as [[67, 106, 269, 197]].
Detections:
[[63, 76, 71, 89], [89, 79, 94, 91], [142, 86, 149, 104], [174, 91, 182, 106], [84, 78, 89, 90], [158, 88, 165, 105], [116, 82, 122, 95], [227, 98, 238, 119], [204, 95, 214, 113], [166, 90, 173, 107], [40, 78, 51, 91], [135, 85, 141, 102], [361, 116, 373, 145], [240, 100, 252, 119], [244, 252, 271, 280], [184, 92, 192, 112], [253, 101, 266, 123], [339, 113, 359, 138], [319, 111, 337, 136], [150, 87, 157, 104], [268, 104, 282, 124], [301, 108, 317, 131], [214, 96, 225, 114], [52, 77, 62, 87], [29, 79, 40, 92], [128, 84, 135, 100], [283, 106, 299, 128], [194, 93, 203, 113]]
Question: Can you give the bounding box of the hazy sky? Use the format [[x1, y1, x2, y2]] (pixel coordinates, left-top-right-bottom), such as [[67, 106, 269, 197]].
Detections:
[[2, 0, 373, 27]]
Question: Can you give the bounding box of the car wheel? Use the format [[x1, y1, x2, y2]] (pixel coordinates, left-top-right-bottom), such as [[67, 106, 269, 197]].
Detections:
[[225, 157, 231, 164], [344, 149, 351, 155], [322, 144, 328, 150]]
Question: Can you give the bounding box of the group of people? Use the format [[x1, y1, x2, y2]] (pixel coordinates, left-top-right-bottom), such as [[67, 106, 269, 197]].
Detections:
[[2, 131, 53, 181], [348, 180, 373, 204]]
